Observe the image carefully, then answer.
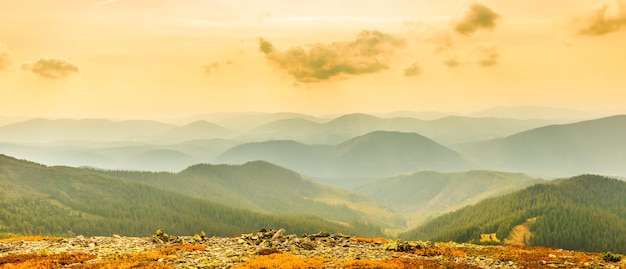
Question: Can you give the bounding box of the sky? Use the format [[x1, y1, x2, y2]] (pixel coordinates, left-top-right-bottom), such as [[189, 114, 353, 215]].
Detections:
[[1, 0, 626, 119]]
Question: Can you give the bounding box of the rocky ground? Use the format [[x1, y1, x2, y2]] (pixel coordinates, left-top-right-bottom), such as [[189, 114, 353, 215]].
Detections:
[[1, 228, 625, 268]]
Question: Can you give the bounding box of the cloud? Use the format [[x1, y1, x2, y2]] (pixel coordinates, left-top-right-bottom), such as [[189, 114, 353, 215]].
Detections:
[[444, 58, 461, 68], [476, 46, 499, 67], [578, 1, 626, 36], [403, 62, 421, 77], [0, 43, 12, 71], [203, 60, 233, 74], [21, 57, 80, 78], [454, 3, 500, 35], [259, 30, 405, 83], [426, 32, 454, 53], [203, 62, 219, 73]]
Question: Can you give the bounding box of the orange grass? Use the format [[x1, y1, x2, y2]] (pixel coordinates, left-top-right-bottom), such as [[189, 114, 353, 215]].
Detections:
[[0, 236, 61, 243], [233, 253, 331, 269], [71, 260, 171, 269], [234, 253, 483, 269], [0, 253, 96, 269], [342, 258, 481, 269]]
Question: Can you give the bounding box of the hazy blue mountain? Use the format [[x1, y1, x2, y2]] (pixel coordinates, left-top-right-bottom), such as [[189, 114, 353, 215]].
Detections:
[[470, 106, 592, 120], [238, 118, 322, 142], [375, 110, 449, 120], [182, 112, 328, 131], [411, 116, 561, 145], [0, 139, 238, 172], [0, 154, 379, 237], [400, 174, 626, 253], [241, 113, 559, 145], [121, 149, 199, 171], [354, 170, 542, 227], [215, 131, 476, 178], [162, 120, 233, 140], [213, 140, 331, 175], [328, 131, 475, 177], [0, 118, 175, 143], [456, 115, 626, 177]]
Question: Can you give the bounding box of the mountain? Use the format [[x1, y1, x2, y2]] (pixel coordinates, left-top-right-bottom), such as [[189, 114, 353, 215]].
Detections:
[[470, 106, 592, 120], [215, 131, 476, 178], [0, 154, 384, 237], [0, 119, 175, 143], [375, 110, 448, 120], [242, 113, 559, 145], [162, 120, 233, 140], [327, 131, 475, 177], [181, 112, 328, 131], [237, 118, 323, 142], [456, 115, 626, 177], [101, 160, 403, 228], [400, 174, 626, 253], [0, 139, 238, 172], [354, 170, 542, 227]]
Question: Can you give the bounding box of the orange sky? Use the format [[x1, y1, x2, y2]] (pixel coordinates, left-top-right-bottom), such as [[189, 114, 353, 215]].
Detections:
[[1, 0, 625, 119]]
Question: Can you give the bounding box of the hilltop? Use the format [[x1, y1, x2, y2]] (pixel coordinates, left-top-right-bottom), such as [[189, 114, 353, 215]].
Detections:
[[1, 230, 624, 268]]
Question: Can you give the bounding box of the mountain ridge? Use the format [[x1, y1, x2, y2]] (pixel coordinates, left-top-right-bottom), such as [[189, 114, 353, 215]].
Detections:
[[216, 130, 476, 178]]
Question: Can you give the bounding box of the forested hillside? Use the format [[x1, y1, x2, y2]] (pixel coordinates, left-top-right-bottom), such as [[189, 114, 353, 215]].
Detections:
[[400, 174, 626, 253], [100, 160, 403, 228], [0, 155, 384, 238], [355, 170, 542, 227]]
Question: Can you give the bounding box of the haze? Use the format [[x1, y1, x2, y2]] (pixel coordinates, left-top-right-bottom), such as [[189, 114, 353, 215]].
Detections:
[[1, 0, 626, 119]]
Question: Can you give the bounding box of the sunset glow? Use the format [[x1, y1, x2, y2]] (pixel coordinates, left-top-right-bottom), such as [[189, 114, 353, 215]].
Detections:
[[1, 0, 625, 119]]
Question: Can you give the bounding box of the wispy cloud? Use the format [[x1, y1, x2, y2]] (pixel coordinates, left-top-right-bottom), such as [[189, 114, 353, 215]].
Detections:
[[454, 3, 500, 35], [578, 0, 626, 36], [259, 30, 405, 83], [476, 46, 499, 67], [22, 57, 80, 79], [203, 60, 233, 74], [404, 62, 421, 77], [444, 58, 461, 68], [0, 42, 12, 71], [203, 62, 220, 74]]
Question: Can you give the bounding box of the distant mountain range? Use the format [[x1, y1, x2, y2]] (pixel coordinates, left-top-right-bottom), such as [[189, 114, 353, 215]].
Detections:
[[215, 131, 476, 178], [457, 115, 626, 177], [400, 174, 626, 253], [469, 106, 593, 120], [240, 113, 560, 145], [0, 113, 560, 146], [1, 114, 625, 178]]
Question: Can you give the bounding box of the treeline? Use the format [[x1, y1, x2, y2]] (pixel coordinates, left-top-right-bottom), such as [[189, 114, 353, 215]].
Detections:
[[0, 155, 384, 238], [400, 175, 626, 253], [98, 161, 368, 224]]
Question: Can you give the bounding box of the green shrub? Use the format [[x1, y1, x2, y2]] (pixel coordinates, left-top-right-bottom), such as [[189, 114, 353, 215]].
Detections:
[[602, 251, 622, 262]]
